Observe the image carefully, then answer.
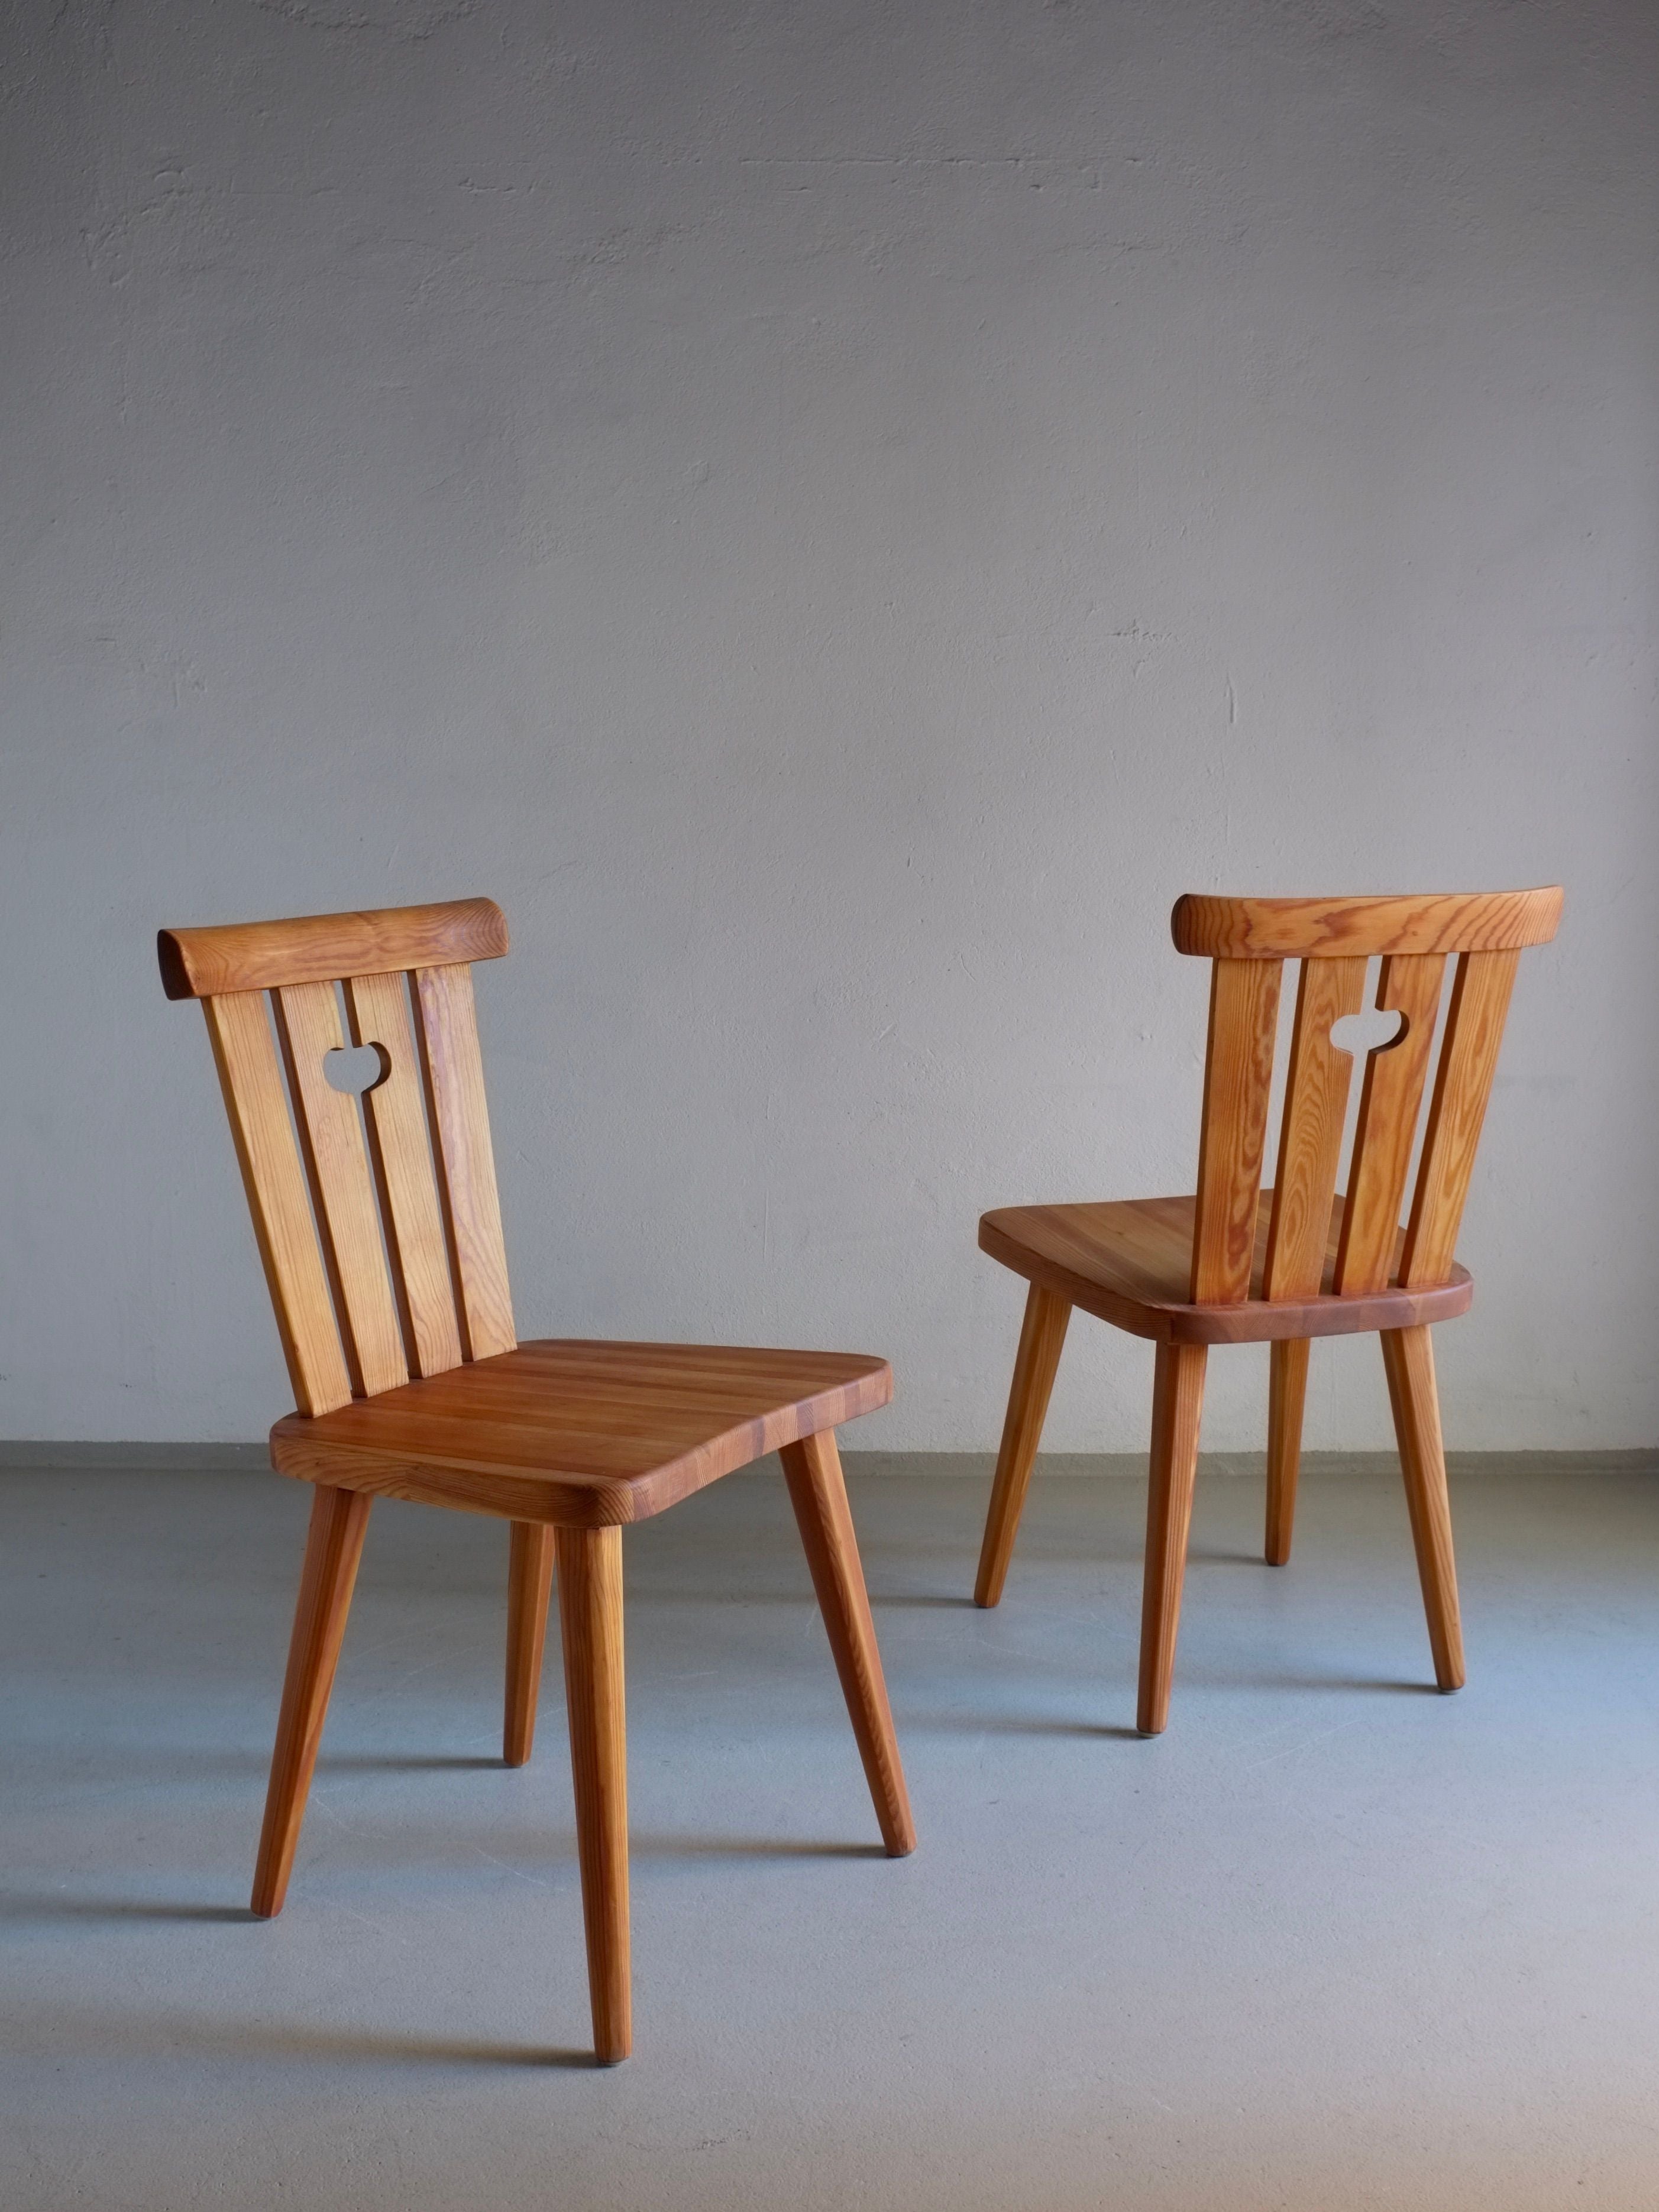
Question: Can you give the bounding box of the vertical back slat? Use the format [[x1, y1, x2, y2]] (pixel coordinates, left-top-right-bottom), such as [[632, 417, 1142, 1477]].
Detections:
[[273, 982, 409, 1399], [1399, 949, 1521, 1287], [201, 992, 353, 1417], [1263, 957, 1367, 1299], [1332, 953, 1446, 1294], [344, 970, 466, 1379], [414, 963, 517, 1361], [1191, 958, 1282, 1303]]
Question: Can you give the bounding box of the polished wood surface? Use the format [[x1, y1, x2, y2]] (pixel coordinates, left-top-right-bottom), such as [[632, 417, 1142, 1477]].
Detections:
[[1171, 886, 1563, 960], [973, 1284, 1071, 1608], [413, 962, 516, 1362], [271, 1339, 893, 1527], [159, 896, 507, 999], [976, 884, 1560, 1728], [1381, 1324, 1465, 1690], [1137, 1342, 1207, 1735], [503, 1522, 555, 1768], [555, 1526, 631, 2064], [251, 1485, 372, 1917], [780, 1429, 917, 1858], [980, 1193, 1472, 1346]]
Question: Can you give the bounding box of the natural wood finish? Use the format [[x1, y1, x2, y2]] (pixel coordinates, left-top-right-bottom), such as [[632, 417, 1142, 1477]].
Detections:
[[413, 963, 516, 1363], [1401, 950, 1521, 1287], [780, 1429, 917, 1857], [1263, 958, 1366, 1300], [1136, 1342, 1207, 1735], [273, 981, 409, 1400], [271, 1339, 894, 1527], [504, 1523, 555, 1767], [980, 1193, 1472, 1346], [1171, 886, 1563, 961], [343, 969, 465, 1379], [159, 897, 507, 1000], [974, 1285, 1071, 1608], [202, 992, 353, 1416], [1265, 1336, 1309, 1566], [976, 884, 1559, 1728], [1380, 1324, 1465, 1690], [251, 1484, 372, 1917], [1191, 957, 1282, 1303], [1333, 954, 1445, 1294], [555, 1526, 631, 2064]]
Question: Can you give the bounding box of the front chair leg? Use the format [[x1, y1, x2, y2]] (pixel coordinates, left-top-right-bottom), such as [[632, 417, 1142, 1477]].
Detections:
[[974, 1282, 1071, 1608], [780, 1429, 917, 1857], [1380, 1324, 1466, 1692], [1266, 1337, 1310, 1566], [504, 1523, 556, 1767], [1137, 1341, 1208, 1736], [554, 1526, 631, 2064], [252, 1483, 373, 1918]]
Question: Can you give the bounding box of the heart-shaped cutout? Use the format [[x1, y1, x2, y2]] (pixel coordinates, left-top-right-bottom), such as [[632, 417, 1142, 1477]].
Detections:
[[323, 1041, 391, 1096], [1330, 1007, 1406, 1058]]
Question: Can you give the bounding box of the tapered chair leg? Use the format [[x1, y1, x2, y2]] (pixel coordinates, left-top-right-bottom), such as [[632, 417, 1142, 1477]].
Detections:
[[974, 1283, 1071, 1608], [1266, 1337, 1310, 1566], [504, 1522, 555, 1767], [1136, 1342, 1208, 1737], [554, 1526, 631, 2064], [1380, 1324, 1466, 1692], [251, 1484, 373, 1918], [781, 1429, 917, 1857]]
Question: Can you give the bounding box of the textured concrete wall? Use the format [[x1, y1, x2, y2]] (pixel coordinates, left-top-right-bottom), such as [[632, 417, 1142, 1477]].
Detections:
[[3, 1, 1654, 1449]]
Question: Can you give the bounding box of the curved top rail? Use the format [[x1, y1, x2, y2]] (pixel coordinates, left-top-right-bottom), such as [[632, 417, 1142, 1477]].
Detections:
[[1170, 887, 1562, 961], [158, 897, 509, 1000]]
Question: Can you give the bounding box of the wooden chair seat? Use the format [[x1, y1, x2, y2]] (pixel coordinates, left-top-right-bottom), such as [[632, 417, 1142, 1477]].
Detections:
[[271, 1339, 892, 1527], [979, 1193, 1473, 1347]]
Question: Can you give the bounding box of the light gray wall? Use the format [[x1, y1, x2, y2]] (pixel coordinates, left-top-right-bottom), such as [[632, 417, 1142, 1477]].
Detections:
[[3, 1, 1654, 1451]]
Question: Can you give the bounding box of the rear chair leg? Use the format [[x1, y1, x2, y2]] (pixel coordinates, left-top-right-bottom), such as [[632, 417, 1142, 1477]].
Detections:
[[1266, 1337, 1310, 1566], [504, 1523, 555, 1767], [555, 1526, 632, 2064], [974, 1283, 1071, 1608], [1137, 1342, 1208, 1736], [781, 1429, 916, 1857], [1380, 1324, 1466, 1692], [252, 1484, 372, 1918]]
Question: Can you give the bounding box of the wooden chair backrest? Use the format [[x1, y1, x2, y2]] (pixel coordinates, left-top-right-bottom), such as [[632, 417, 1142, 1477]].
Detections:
[[159, 899, 516, 1416], [1169, 888, 1563, 1306]]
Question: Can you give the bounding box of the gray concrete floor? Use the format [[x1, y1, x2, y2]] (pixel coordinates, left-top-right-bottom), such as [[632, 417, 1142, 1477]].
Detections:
[[3, 1455, 1657, 2211]]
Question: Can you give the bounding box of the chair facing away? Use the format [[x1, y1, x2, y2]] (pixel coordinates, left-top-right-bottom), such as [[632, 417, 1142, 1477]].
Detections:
[[159, 898, 913, 2063], [972, 887, 1563, 1735]]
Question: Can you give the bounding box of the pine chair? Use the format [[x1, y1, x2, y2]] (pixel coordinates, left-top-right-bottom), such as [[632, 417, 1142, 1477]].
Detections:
[[158, 898, 914, 2064], [971, 888, 1563, 1735]]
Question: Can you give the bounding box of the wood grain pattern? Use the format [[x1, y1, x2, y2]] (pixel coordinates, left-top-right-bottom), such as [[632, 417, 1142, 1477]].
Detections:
[[413, 963, 516, 1363], [159, 898, 507, 1000], [1263, 957, 1366, 1300], [1191, 957, 1282, 1303], [1333, 954, 1445, 1294], [343, 970, 465, 1379], [504, 1522, 555, 1768], [273, 981, 409, 1400], [1400, 950, 1521, 1288], [1380, 1324, 1465, 1690], [1171, 886, 1563, 960], [973, 1284, 1071, 1608], [555, 1524, 631, 2063], [270, 1340, 895, 1526], [780, 1428, 917, 1857], [1137, 1341, 1207, 1735], [251, 1484, 372, 1916], [981, 1194, 1472, 1346], [1265, 1336, 1308, 1567], [201, 992, 353, 1416]]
